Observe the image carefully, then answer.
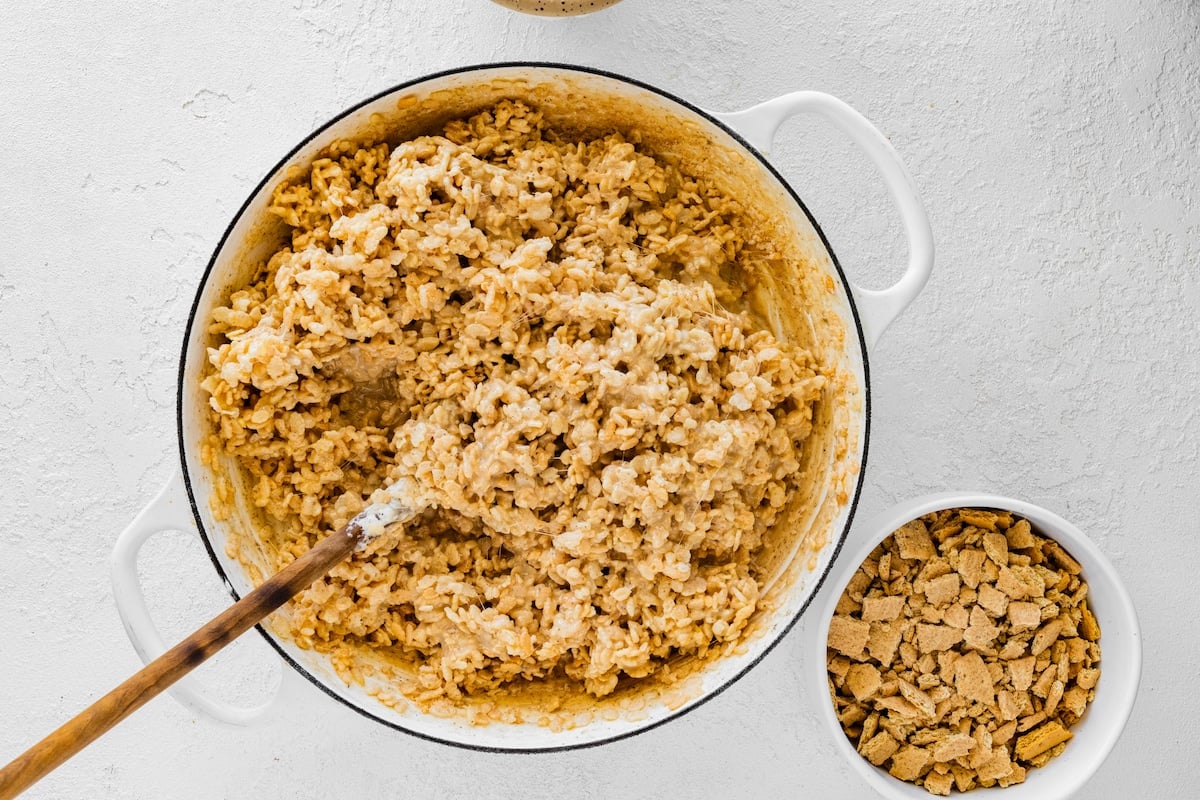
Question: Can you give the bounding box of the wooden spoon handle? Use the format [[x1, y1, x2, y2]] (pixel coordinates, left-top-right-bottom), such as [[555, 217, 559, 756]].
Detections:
[[0, 524, 360, 800]]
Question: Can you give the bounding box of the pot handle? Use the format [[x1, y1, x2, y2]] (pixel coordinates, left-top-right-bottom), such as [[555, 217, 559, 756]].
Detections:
[[714, 92, 934, 348], [110, 472, 293, 725]]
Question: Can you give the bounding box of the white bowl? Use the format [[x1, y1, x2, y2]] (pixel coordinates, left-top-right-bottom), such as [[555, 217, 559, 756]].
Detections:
[[806, 493, 1141, 799]]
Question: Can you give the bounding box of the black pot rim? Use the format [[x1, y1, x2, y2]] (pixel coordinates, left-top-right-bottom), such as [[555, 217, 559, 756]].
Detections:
[[176, 60, 871, 754]]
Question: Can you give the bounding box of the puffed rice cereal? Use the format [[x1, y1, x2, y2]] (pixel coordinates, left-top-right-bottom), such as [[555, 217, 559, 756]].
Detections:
[[202, 101, 829, 706]]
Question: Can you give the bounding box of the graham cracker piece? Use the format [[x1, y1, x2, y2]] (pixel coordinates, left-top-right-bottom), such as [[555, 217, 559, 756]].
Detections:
[[1008, 656, 1036, 691], [977, 583, 1008, 616], [839, 703, 868, 728], [955, 549, 987, 589], [922, 573, 961, 607], [931, 732, 975, 762], [828, 615, 870, 657], [924, 769, 954, 797], [997, 565, 1045, 599], [1033, 665, 1058, 698], [861, 712, 880, 741], [866, 621, 904, 667], [1060, 685, 1090, 718], [943, 603, 970, 629], [982, 532, 1009, 566], [993, 720, 1018, 746], [968, 606, 991, 628], [827, 655, 851, 680], [1076, 667, 1099, 691], [1044, 679, 1065, 715], [845, 570, 872, 602], [878, 552, 892, 582], [1031, 618, 1063, 656], [859, 731, 900, 766], [969, 725, 994, 769], [998, 638, 1027, 660], [959, 509, 1000, 531], [1079, 602, 1101, 641], [1018, 710, 1047, 732], [963, 617, 1000, 651], [877, 695, 922, 719], [845, 663, 882, 702], [1028, 741, 1069, 769], [950, 764, 976, 793], [998, 763, 1028, 788], [917, 623, 964, 653], [894, 520, 937, 561], [889, 746, 932, 782], [1014, 719, 1073, 761], [954, 652, 995, 706], [976, 745, 1015, 784], [834, 593, 861, 615], [1005, 518, 1037, 549], [997, 689, 1020, 722], [1042, 540, 1082, 574], [936, 650, 960, 682], [898, 680, 937, 719], [862, 594, 906, 622], [1007, 601, 1042, 631]]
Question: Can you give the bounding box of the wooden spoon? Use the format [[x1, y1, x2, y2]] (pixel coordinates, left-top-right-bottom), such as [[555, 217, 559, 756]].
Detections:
[[0, 496, 416, 799]]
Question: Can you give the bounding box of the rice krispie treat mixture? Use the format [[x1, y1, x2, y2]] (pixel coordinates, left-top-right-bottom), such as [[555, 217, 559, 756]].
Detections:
[[202, 101, 827, 703]]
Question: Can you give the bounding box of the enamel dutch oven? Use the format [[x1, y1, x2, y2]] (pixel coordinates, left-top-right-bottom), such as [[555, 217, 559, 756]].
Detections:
[[110, 63, 933, 751]]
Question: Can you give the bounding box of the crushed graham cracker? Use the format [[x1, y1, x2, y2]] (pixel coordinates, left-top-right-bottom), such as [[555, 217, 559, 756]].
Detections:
[[827, 508, 1101, 794]]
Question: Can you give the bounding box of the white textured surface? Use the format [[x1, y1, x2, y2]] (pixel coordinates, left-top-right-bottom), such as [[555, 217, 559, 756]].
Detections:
[[1, 0, 1197, 797]]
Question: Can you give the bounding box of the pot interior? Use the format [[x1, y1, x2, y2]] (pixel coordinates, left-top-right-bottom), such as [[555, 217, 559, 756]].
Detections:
[[179, 64, 867, 750]]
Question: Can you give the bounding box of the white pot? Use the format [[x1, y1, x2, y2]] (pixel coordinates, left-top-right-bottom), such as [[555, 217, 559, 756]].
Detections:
[[111, 63, 933, 751]]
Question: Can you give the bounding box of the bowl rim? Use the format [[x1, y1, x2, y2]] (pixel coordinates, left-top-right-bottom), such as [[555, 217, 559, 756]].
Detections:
[[174, 61, 875, 752], [808, 492, 1142, 798]]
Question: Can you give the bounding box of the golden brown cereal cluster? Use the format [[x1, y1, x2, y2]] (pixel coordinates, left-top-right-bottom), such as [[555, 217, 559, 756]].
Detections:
[[826, 508, 1101, 795], [202, 101, 827, 703]]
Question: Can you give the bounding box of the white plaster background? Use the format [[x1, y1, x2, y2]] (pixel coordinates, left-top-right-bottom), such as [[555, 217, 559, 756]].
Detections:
[[1, 0, 1197, 797]]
